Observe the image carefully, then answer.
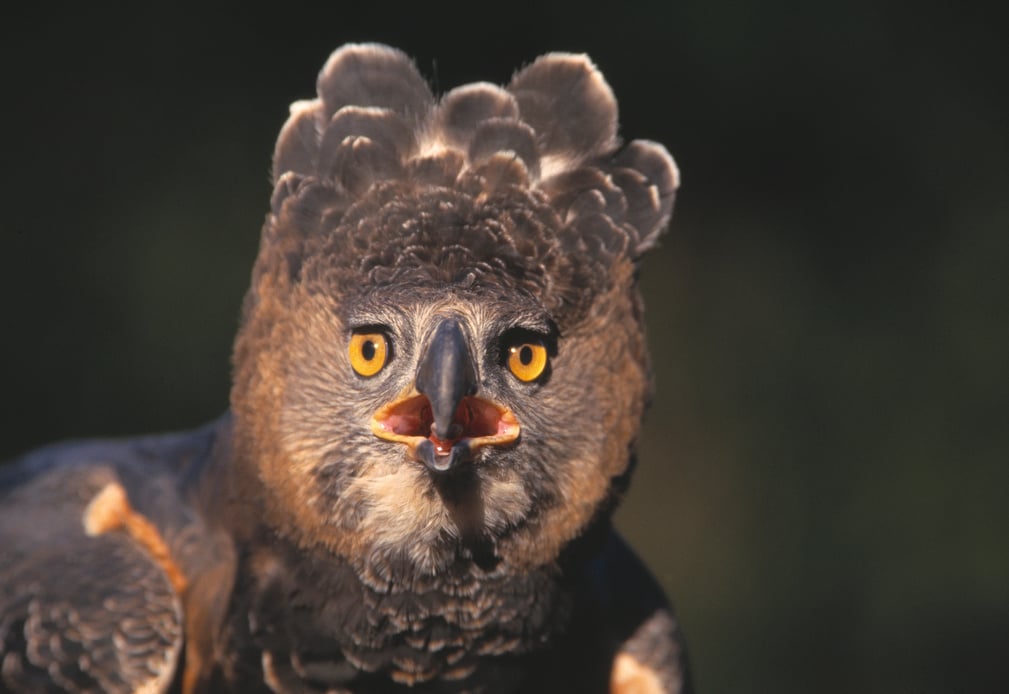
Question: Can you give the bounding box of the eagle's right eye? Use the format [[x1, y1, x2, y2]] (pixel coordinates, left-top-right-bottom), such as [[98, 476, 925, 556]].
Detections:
[[349, 332, 389, 377]]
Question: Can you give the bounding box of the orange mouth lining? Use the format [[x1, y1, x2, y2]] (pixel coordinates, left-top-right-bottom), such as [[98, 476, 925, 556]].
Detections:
[[371, 393, 520, 456]]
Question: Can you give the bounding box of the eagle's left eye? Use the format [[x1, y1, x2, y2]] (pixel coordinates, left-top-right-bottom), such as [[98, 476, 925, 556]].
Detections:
[[349, 332, 389, 377]]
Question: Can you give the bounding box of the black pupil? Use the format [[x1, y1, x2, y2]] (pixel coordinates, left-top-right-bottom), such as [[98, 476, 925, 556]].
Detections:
[[361, 340, 377, 361], [519, 345, 534, 366]]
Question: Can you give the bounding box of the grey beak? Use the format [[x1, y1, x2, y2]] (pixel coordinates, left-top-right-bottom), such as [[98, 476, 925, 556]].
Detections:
[[414, 318, 478, 441]]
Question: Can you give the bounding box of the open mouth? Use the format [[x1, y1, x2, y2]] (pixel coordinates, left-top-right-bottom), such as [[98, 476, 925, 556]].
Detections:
[[371, 392, 520, 471]]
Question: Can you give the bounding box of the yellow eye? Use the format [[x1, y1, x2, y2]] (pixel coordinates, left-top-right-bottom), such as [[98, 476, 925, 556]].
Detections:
[[507, 341, 548, 382], [349, 333, 389, 377]]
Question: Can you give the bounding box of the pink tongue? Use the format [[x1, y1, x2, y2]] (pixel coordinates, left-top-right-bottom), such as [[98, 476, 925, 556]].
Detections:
[[430, 437, 456, 455]]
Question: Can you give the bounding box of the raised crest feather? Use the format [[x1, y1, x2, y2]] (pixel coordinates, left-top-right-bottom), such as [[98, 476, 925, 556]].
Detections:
[[507, 53, 619, 169], [434, 83, 520, 148], [317, 44, 434, 122], [267, 43, 679, 323]]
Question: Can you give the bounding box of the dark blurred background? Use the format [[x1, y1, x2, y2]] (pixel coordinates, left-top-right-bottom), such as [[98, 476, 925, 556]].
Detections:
[[1, 2, 1006, 692]]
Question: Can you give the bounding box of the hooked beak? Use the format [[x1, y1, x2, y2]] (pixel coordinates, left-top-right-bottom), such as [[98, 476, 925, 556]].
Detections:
[[370, 318, 520, 473]]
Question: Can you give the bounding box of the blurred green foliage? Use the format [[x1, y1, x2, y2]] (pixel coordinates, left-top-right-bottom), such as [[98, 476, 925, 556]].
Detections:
[[1, 2, 1005, 691]]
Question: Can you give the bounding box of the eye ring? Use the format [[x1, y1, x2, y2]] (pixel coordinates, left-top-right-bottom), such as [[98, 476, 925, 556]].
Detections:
[[349, 332, 389, 377], [506, 340, 548, 382]]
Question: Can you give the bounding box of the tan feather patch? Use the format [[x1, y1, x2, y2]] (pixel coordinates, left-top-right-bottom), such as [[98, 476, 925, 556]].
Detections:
[[610, 652, 669, 694], [83, 482, 188, 595]]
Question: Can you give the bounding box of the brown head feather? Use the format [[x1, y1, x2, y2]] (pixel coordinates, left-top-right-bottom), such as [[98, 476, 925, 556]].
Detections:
[[258, 43, 678, 330]]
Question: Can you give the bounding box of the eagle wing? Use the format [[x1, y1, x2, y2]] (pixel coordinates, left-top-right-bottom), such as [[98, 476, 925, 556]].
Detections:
[[0, 437, 209, 693], [590, 531, 694, 694]]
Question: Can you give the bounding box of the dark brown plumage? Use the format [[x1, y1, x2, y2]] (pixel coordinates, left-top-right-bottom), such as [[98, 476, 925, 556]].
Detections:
[[0, 44, 690, 693]]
